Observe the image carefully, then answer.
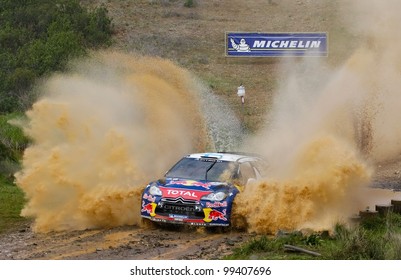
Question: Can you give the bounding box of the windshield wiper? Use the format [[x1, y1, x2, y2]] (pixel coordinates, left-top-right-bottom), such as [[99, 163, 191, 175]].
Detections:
[[205, 161, 217, 181]]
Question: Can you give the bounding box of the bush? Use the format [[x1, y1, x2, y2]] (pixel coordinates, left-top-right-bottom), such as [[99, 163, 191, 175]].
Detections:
[[0, 178, 27, 233], [0, 113, 29, 181], [184, 0, 197, 8], [327, 216, 401, 259], [0, 0, 112, 113], [226, 214, 401, 260]]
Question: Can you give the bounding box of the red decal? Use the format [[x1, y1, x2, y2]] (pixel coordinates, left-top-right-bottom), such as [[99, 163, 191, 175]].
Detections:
[[143, 193, 156, 202], [208, 209, 227, 221], [141, 202, 153, 213], [169, 180, 212, 189], [160, 187, 211, 200], [206, 201, 228, 208]]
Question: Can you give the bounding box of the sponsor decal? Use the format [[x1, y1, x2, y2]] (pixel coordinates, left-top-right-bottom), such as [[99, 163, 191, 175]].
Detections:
[[169, 214, 188, 220], [205, 201, 228, 208], [160, 187, 211, 200], [201, 153, 223, 159], [143, 193, 156, 202], [168, 180, 212, 189], [190, 222, 207, 226], [141, 202, 157, 217], [226, 32, 327, 57], [203, 208, 227, 222], [164, 204, 195, 213]]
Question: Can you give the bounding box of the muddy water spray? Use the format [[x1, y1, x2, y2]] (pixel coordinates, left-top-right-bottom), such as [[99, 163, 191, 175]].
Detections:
[[15, 52, 218, 232], [234, 0, 401, 233], [234, 136, 372, 233]]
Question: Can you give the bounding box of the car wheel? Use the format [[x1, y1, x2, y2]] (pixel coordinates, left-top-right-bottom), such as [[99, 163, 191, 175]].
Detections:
[[230, 212, 248, 232], [205, 226, 230, 234], [140, 218, 157, 229]]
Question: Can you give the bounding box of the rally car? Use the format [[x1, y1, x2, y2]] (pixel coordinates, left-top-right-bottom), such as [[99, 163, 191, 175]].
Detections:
[[140, 152, 265, 227]]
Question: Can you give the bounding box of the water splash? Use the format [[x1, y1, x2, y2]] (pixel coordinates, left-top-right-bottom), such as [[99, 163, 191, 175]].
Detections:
[[234, 0, 401, 233], [15, 52, 210, 232], [197, 86, 244, 152]]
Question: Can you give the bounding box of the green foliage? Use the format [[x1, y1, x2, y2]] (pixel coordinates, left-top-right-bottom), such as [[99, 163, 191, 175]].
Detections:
[[0, 113, 28, 156], [327, 216, 401, 259], [0, 0, 113, 233], [0, 0, 112, 113], [225, 232, 313, 260], [0, 113, 28, 183], [0, 178, 27, 233], [184, 0, 197, 8], [227, 215, 401, 260], [0, 113, 29, 232], [303, 232, 323, 246], [328, 224, 386, 259]]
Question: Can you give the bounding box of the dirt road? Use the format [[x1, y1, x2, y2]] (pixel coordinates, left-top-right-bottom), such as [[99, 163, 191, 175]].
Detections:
[[2, 0, 401, 261], [1, 165, 399, 261], [0, 222, 253, 260], [0, 157, 399, 260]]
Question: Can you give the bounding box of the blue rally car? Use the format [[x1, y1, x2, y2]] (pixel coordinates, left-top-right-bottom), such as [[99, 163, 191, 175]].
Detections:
[[140, 152, 265, 227]]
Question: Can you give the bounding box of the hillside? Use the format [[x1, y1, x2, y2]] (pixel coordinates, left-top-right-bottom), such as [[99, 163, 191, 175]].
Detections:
[[90, 0, 401, 187], [82, 0, 356, 131], [2, 0, 401, 261]]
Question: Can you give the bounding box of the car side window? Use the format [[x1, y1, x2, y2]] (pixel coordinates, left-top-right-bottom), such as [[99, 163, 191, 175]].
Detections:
[[239, 162, 256, 185], [251, 160, 267, 178]]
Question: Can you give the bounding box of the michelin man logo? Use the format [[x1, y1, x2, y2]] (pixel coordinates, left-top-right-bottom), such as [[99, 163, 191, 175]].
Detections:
[[230, 38, 251, 52]]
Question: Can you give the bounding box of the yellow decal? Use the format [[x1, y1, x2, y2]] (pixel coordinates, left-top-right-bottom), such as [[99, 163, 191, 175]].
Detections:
[[150, 202, 157, 217], [203, 208, 213, 223]]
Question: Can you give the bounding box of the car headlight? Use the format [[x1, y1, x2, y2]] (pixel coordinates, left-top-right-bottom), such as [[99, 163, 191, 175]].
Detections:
[[201, 191, 227, 201], [149, 183, 162, 196]]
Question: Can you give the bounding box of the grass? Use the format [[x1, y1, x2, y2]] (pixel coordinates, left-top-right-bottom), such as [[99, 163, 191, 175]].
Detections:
[[225, 213, 401, 260], [184, 0, 197, 8], [0, 113, 29, 159], [0, 177, 27, 234], [225, 232, 324, 260], [0, 113, 29, 233]]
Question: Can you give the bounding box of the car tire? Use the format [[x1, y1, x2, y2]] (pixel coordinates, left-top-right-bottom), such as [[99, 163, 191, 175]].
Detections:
[[205, 226, 230, 234], [230, 212, 248, 232], [140, 218, 157, 229]]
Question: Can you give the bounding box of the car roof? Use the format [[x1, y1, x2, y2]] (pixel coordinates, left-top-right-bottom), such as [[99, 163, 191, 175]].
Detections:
[[187, 152, 262, 162]]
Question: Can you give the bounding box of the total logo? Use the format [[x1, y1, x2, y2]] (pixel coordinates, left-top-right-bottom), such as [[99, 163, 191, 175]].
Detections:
[[161, 187, 211, 200], [166, 189, 197, 197]]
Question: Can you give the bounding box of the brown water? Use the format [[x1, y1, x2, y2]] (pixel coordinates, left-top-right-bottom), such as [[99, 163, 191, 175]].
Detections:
[[15, 52, 209, 232], [234, 135, 372, 233], [233, 0, 401, 233], [15, 1, 401, 234]]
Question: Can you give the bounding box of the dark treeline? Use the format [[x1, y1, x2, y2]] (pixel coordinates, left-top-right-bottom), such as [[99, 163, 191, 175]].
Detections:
[[0, 0, 112, 113], [0, 0, 112, 181]]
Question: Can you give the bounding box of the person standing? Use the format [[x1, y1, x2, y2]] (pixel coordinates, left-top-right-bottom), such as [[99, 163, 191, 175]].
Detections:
[[237, 83, 245, 105]]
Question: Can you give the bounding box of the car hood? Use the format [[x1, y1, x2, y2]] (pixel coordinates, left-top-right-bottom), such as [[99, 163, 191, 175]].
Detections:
[[155, 178, 231, 201], [164, 178, 227, 190]]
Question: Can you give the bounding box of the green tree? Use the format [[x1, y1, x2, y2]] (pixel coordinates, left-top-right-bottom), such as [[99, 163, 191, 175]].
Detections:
[[0, 0, 113, 183], [0, 0, 112, 113]]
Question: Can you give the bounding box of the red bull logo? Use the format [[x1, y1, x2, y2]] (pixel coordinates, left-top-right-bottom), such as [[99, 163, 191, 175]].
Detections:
[[168, 180, 212, 189], [208, 209, 227, 221], [141, 202, 157, 217], [203, 208, 227, 222]]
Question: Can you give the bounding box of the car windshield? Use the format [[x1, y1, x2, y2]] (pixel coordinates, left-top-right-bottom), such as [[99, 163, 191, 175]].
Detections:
[[165, 157, 237, 182]]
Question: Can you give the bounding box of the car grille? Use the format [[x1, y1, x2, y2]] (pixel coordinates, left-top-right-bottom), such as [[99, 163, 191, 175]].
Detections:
[[161, 197, 198, 205], [155, 197, 204, 218]]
